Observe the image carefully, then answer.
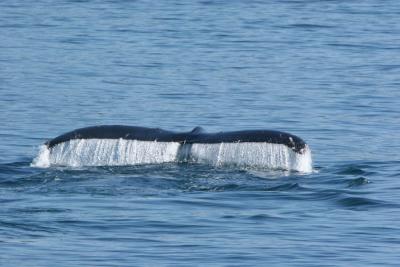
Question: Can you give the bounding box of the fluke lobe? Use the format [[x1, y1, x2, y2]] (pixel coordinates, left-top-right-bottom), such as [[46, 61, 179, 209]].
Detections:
[[46, 125, 308, 154]]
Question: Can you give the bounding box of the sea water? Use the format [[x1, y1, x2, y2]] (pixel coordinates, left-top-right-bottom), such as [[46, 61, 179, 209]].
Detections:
[[1, 0, 400, 266]]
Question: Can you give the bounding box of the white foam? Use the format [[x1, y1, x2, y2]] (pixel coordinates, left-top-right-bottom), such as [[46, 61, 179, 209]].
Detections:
[[31, 144, 51, 168], [31, 139, 312, 172]]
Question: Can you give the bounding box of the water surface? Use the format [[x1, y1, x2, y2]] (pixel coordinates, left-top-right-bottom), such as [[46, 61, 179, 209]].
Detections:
[[1, 0, 400, 266]]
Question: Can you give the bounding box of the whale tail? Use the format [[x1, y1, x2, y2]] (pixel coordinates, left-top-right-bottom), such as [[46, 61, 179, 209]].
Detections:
[[34, 125, 312, 172]]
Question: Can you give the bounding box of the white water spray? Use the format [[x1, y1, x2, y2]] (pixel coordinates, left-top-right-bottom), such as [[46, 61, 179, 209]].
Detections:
[[31, 139, 312, 172]]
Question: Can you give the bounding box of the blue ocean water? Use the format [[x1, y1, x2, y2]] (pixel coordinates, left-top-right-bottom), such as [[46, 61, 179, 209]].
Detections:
[[1, 0, 400, 266]]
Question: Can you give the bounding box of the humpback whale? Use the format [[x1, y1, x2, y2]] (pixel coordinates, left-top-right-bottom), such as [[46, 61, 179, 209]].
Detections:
[[46, 125, 308, 154], [33, 125, 312, 172]]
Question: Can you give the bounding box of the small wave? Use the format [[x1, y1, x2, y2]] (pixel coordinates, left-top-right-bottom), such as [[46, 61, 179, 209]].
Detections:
[[247, 214, 282, 221], [337, 197, 386, 209], [281, 23, 335, 29], [13, 207, 69, 214], [265, 182, 304, 192], [0, 161, 33, 174], [336, 166, 367, 175], [194, 183, 242, 192], [31, 139, 312, 172], [0, 220, 58, 234], [347, 177, 370, 187]]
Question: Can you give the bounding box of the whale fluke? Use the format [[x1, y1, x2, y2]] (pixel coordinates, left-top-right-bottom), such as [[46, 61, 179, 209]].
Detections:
[[34, 125, 312, 172]]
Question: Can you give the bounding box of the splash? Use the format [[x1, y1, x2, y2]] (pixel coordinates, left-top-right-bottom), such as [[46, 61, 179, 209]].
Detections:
[[31, 139, 312, 172], [190, 143, 312, 173]]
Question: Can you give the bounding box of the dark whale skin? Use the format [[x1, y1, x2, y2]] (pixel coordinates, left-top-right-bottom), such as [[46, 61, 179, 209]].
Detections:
[[46, 125, 308, 154]]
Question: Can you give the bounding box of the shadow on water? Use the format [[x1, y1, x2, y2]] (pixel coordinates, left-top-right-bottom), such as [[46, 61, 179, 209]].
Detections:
[[0, 160, 397, 212]]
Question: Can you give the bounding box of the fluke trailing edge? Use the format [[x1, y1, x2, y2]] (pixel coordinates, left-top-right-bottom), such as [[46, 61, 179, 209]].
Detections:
[[45, 125, 308, 154]]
